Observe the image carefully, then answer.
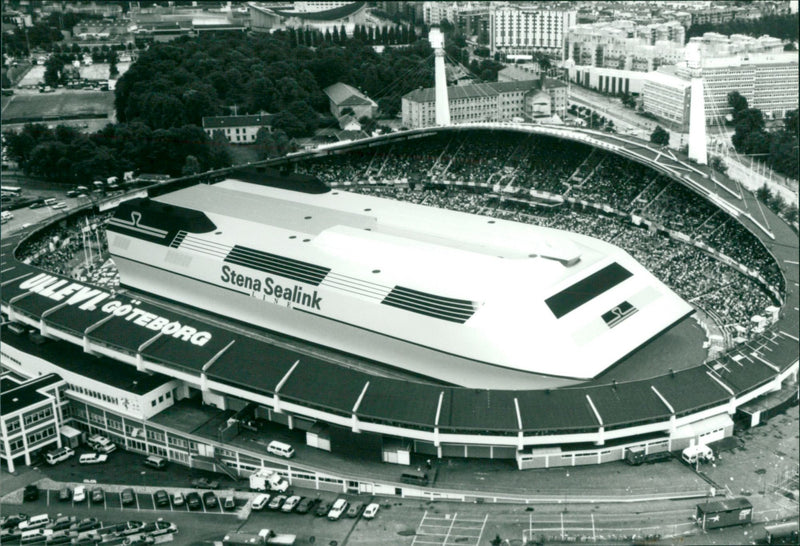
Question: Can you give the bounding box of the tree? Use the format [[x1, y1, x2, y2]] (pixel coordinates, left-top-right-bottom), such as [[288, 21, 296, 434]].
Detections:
[[732, 108, 766, 153], [709, 155, 728, 175], [109, 49, 119, 77], [181, 155, 201, 176], [727, 91, 748, 118], [650, 125, 670, 146], [44, 55, 66, 87]]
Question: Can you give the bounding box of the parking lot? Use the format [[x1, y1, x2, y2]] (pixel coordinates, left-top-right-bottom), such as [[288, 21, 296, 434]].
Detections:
[[31, 486, 247, 515], [411, 511, 488, 546]]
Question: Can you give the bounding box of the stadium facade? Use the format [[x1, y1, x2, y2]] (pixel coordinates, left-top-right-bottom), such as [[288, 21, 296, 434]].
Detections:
[[1, 125, 797, 486]]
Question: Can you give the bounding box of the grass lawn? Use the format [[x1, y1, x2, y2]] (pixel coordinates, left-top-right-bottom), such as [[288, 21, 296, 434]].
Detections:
[[2, 91, 114, 122]]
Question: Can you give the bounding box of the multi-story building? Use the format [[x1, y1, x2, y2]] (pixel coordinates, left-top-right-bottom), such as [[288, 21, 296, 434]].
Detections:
[[456, 3, 490, 40], [642, 69, 692, 129], [490, 5, 577, 58], [566, 21, 685, 73], [675, 51, 799, 122], [641, 32, 798, 126], [1, 371, 68, 472], [402, 78, 568, 128], [422, 1, 458, 26], [202, 114, 275, 144]]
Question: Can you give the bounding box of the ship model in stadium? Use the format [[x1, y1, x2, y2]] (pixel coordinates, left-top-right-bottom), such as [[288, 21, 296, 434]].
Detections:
[[106, 168, 694, 390]]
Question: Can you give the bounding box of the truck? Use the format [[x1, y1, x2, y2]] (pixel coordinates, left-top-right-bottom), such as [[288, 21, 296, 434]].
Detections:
[[695, 497, 752, 530], [624, 446, 672, 465], [222, 529, 296, 545], [249, 468, 289, 493]]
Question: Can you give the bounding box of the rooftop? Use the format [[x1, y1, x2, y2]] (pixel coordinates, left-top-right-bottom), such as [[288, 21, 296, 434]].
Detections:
[[203, 114, 274, 129], [0, 373, 63, 416], [404, 79, 565, 104], [2, 324, 172, 396]]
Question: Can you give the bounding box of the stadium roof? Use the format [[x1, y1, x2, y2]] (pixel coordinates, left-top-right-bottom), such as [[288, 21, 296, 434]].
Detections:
[[272, 2, 366, 21]]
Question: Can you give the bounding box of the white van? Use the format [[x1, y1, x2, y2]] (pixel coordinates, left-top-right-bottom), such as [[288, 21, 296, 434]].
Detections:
[[45, 446, 74, 465], [682, 444, 715, 464], [1, 210, 13, 221], [20, 528, 52, 544], [267, 440, 295, 459], [43, 198, 57, 206], [87, 434, 116, 454], [18, 514, 51, 531]]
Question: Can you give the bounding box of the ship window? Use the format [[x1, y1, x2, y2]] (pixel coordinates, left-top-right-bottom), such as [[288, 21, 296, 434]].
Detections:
[[545, 263, 633, 319]]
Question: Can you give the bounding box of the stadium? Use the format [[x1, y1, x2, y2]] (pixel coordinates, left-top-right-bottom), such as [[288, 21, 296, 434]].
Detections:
[[1, 123, 798, 480]]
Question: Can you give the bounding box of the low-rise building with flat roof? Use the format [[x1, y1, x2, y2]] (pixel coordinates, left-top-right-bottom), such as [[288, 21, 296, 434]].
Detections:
[[203, 114, 274, 144], [0, 371, 67, 472]]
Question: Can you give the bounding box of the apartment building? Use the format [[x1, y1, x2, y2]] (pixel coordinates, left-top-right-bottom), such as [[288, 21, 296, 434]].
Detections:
[[490, 5, 577, 58]]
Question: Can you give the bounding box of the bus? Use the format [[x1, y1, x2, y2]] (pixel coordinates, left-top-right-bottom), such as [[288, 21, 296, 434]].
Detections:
[[762, 521, 799, 544], [1, 185, 22, 196]]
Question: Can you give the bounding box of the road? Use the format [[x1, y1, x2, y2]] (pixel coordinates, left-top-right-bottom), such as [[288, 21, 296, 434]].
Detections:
[[568, 85, 688, 147]]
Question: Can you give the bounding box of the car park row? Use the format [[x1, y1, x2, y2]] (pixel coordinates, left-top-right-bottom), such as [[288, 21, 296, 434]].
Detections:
[[0, 512, 177, 545]]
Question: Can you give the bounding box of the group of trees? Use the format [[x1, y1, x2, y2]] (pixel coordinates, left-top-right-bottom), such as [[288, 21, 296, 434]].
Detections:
[[650, 125, 670, 146], [114, 30, 435, 135], [686, 12, 799, 42], [2, 12, 107, 57], [2, 122, 230, 183], [728, 91, 798, 181]]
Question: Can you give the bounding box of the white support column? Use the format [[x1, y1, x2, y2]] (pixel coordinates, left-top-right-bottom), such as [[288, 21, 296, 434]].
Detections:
[[429, 27, 450, 127], [19, 416, 31, 466], [686, 42, 707, 165], [1, 419, 15, 473]]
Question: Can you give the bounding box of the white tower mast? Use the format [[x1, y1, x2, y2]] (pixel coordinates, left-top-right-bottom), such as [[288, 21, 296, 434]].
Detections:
[[686, 42, 707, 165], [429, 27, 451, 126]]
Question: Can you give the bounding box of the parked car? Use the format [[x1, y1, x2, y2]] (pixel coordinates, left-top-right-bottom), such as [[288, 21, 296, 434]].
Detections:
[[49, 515, 77, 531], [328, 498, 349, 520], [172, 492, 185, 507], [58, 487, 72, 502], [1, 513, 28, 529], [223, 495, 236, 511], [22, 485, 39, 502], [268, 494, 287, 511], [90, 487, 104, 504], [72, 518, 100, 533], [347, 502, 365, 518], [251, 494, 269, 511], [186, 492, 202, 511], [295, 497, 320, 514], [315, 500, 332, 517], [363, 502, 380, 519], [78, 453, 108, 465], [280, 495, 302, 513], [121, 488, 136, 506], [143, 456, 166, 470], [202, 491, 218, 509], [51, 202, 67, 210], [191, 477, 219, 489], [154, 490, 169, 507], [73, 486, 86, 503]]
